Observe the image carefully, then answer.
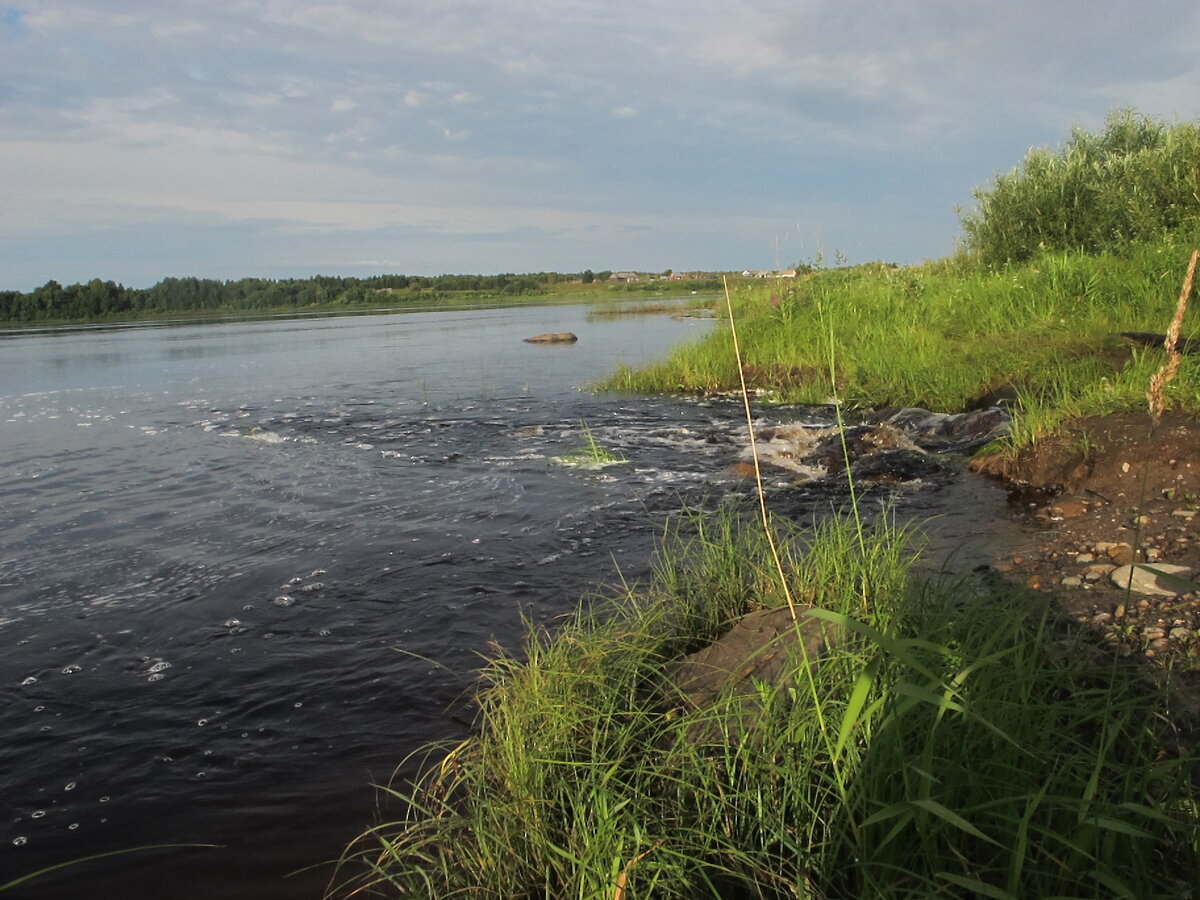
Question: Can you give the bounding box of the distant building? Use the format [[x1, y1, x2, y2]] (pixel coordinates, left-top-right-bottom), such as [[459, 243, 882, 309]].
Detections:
[[609, 272, 641, 282], [741, 269, 797, 279]]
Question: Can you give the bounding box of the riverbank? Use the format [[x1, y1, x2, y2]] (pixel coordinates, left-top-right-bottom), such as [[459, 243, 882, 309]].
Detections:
[[332, 503, 1199, 898], [972, 411, 1200, 671]]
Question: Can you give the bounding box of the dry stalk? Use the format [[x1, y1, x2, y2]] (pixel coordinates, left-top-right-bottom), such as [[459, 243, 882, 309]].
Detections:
[[722, 276, 798, 621], [1147, 248, 1199, 422], [610, 840, 664, 900]]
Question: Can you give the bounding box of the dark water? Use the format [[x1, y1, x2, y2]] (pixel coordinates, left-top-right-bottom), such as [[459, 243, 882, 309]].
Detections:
[[0, 304, 1025, 898]]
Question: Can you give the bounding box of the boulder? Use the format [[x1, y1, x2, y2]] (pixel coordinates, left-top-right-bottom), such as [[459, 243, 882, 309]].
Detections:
[[523, 332, 578, 344], [1110, 563, 1195, 597], [665, 606, 842, 744]]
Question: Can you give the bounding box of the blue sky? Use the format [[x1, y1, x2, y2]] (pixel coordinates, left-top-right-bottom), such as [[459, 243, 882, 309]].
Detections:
[[2, 1, 1198, 290]]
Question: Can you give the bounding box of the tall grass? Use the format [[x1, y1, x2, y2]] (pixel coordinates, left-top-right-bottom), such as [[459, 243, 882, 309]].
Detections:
[[599, 237, 1200, 452], [331, 509, 1198, 899]]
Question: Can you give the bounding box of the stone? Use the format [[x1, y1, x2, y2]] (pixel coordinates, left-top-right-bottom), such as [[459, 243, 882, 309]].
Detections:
[[666, 606, 842, 744], [523, 332, 579, 344], [1105, 543, 1136, 567], [1083, 563, 1117, 581], [1074, 553, 1096, 564], [1061, 576, 1082, 587], [1110, 563, 1194, 597], [1049, 499, 1088, 518]]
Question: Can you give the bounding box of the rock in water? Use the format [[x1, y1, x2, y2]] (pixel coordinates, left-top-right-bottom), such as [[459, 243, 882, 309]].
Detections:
[[523, 332, 578, 344], [1110, 563, 1194, 597]]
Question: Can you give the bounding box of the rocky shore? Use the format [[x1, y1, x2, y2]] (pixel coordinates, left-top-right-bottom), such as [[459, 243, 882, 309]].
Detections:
[[971, 411, 1200, 672]]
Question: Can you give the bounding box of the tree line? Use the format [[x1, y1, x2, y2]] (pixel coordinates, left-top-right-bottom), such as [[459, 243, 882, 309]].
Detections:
[[0, 271, 583, 324]]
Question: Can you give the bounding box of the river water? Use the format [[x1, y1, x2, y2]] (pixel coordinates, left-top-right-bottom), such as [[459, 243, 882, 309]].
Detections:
[[0, 302, 1025, 898]]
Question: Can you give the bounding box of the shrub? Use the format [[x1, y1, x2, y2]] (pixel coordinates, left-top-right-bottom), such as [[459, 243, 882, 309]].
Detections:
[[961, 109, 1200, 265]]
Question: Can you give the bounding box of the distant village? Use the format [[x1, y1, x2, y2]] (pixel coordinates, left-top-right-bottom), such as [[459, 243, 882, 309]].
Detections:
[[604, 268, 798, 283]]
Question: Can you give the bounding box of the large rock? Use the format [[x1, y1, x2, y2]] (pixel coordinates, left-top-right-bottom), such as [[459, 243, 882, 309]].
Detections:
[[523, 332, 578, 344], [1110, 563, 1194, 597], [665, 605, 842, 744]]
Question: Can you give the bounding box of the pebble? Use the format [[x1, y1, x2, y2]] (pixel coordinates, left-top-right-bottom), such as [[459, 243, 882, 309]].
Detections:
[[1083, 563, 1116, 581], [1170, 627, 1192, 641], [1074, 553, 1096, 564], [1061, 576, 1082, 587], [1105, 543, 1137, 566]]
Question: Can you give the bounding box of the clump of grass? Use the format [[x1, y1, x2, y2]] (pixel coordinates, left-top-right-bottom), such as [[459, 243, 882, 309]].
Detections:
[[331, 509, 1198, 899], [556, 420, 626, 467]]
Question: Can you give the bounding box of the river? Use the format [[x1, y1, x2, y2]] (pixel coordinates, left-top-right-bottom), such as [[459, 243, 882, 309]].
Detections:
[[0, 302, 1024, 898]]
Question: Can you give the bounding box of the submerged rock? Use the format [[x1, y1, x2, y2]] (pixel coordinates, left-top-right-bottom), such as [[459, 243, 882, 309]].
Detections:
[[523, 332, 578, 344]]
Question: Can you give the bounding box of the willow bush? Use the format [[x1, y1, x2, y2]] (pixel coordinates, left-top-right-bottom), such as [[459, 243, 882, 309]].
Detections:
[[961, 109, 1200, 265]]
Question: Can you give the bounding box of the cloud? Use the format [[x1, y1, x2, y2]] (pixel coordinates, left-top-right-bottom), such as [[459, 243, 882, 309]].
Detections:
[[1, 0, 1199, 288]]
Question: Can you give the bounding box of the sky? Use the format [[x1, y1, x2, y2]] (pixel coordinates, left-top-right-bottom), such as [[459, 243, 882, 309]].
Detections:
[[2, 1, 1199, 291]]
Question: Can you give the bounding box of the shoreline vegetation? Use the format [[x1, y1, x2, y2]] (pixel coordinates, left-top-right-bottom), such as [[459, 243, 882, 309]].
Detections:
[[0, 271, 723, 327], [330, 110, 1200, 898]]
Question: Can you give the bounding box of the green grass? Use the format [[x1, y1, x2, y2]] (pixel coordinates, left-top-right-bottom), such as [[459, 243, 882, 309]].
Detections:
[[331, 508, 1198, 899], [556, 421, 627, 467], [599, 235, 1200, 454]]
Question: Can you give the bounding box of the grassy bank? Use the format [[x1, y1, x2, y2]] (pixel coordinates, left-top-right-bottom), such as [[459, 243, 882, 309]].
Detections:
[[333, 509, 1198, 898], [601, 233, 1200, 453], [604, 111, 1200, 455]]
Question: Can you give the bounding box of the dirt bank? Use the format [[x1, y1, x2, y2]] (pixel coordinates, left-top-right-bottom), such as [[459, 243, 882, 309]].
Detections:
[[970, 411, 1200, 669]]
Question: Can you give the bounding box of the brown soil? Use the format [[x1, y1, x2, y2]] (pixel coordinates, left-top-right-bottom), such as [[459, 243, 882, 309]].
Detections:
[[969, 411, 1200, 669]]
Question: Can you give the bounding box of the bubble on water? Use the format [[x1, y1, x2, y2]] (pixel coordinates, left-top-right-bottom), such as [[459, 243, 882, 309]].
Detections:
[[147, 673, 165, 683], [243, 604, 254, 611], [13, 836, 26, 846], [272, 595, 294, 607], [31, 810, 45, 819], [68, 823, 79, 830], [318, 628, 331, 637], [197, 718, 208, 727], [223, 618, 241, 628], [147, 661, 171, 674], [293, 701, 303, 708], [64, 782, 76, 792], [298, 582, 323, 593], [196, 771, 206, 779], [21, 676, 37, 686], [99, 796, 109, 803], [33, 705, 45, 712], [40, 725, 52, 732], [310, 569, 326, 577], [285, 577, 303, 587], [61, 664, 82, 675], [161, 756, 173, 763]]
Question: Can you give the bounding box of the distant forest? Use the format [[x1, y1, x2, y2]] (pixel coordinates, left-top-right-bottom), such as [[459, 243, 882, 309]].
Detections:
[[0, 270, 720, 324]]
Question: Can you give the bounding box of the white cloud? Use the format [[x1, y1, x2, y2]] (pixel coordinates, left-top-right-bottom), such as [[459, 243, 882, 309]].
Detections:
[[2, 0, 1200, 286]]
